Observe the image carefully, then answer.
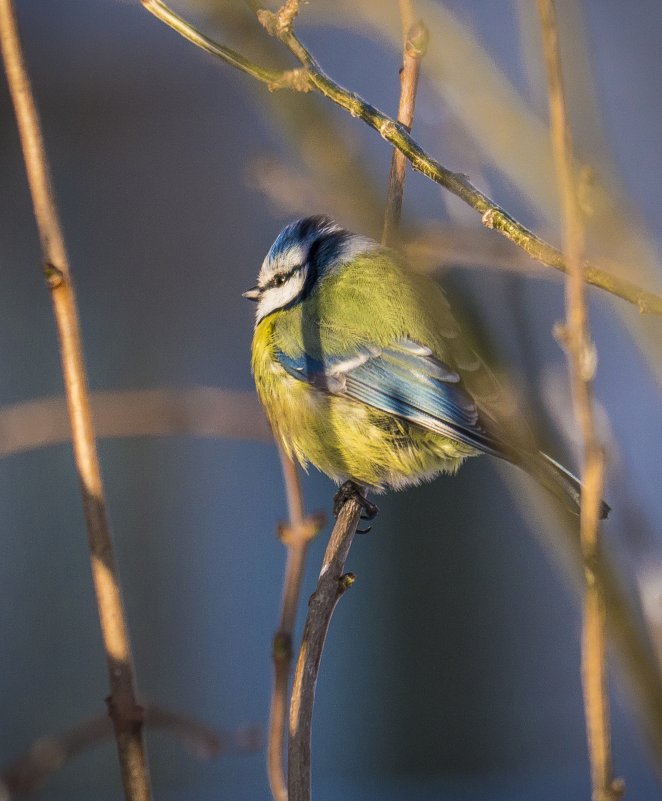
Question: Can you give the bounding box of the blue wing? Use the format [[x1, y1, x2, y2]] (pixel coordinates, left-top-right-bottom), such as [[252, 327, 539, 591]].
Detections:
[[276, 339, 502, 456]]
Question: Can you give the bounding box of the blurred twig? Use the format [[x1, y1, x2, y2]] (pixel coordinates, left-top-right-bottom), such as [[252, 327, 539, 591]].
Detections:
[[382, 11, 428, 244], [0, 4, 152, 800], [537, 2, 622, 799], [141, 0, 662, 315], [0, 707, 260, 799], [0, 389, 270, 459], [268, 451, 324, 801]]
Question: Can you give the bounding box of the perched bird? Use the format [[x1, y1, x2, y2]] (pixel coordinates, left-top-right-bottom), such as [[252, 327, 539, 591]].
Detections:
[[245, 215, 609, 519]]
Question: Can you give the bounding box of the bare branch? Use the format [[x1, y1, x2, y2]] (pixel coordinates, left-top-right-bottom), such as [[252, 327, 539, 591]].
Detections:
[[141, 0, 306, 90], [537, 2, 623, 800], [141, 0, 662, 315], [1, 707, 260, 799], [268, 449, 323, 801], [287, 496, 363, 801], [0, 3, 152, 799], [382, 15, 428, 245], [0, 389, 270, 459]]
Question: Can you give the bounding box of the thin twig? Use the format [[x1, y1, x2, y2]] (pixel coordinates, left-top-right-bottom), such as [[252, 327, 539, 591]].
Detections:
[[1, 707, 260, 799], [0, 4, 152, 800], [141, 0, 308, 90], [287, 497, 363, 801], [0, 388, 270, 459], [141, 0, 662, 315], [268, 449, 323, 801], [382, 13, 428, 245], [537, 2, 622, 800]]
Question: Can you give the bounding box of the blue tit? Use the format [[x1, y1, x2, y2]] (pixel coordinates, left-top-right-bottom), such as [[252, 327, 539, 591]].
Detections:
[[244, 215, 609, 519]]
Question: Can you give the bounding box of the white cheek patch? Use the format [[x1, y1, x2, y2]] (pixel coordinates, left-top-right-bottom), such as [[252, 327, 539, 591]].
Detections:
[[256, 269, 307, 323]]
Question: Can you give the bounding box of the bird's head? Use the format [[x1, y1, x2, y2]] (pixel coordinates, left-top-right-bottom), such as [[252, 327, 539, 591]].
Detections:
[[243, 215, 377, 323]]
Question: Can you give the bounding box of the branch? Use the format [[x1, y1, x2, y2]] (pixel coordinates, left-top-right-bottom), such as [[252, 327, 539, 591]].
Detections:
[[287, 6, 423, 798], [1, 707, 259, 799], [140, 0, 662, 315], [268, 450, 324, 801], [537, 2, 622, 800], [0, 4, 152, 800], [141, 0, 308, 90], [382, 15, 428, 244], [287, 496, 363, 801], [0, 389, 270, 459]]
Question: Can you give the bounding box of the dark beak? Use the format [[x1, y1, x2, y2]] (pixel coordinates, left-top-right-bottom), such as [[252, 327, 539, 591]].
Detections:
[[242, 286, 260, 301]]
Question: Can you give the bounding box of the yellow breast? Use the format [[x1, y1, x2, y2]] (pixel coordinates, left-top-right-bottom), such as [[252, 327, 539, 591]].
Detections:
[[250, 312, 473, 490]]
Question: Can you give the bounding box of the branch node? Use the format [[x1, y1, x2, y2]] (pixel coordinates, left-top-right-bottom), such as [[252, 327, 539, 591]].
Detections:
[[106, 696, 146, 733], [272, 630, 293, 662], [338, 572, 356, 593], [269, 67, 311, 93], [379, 118, 398, 140], [276, 0, 300, 32], [481, 208, 497, 229], [278, 511, 325, 545], [43, 261, 64, 289], [258, 1, 299, 37], [256, 9, 277, 36], [405, 20, 429, 58], [553, 320, 569, 347]]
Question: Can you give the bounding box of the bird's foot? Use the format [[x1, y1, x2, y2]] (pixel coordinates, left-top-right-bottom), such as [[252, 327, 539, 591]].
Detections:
[[333, 481, 379, 532]]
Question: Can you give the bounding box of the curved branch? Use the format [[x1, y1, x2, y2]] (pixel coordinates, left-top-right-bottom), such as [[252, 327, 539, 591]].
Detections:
[[268, 450, 324, 801], [0, 389, 270, 460], [1, 707, 260, 799], [287, 497, 363, 801], [141, 0, 662, 315]]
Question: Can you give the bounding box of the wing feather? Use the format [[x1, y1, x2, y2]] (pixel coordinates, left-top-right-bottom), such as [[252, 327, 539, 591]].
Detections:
[[276, 338, 502, 456]]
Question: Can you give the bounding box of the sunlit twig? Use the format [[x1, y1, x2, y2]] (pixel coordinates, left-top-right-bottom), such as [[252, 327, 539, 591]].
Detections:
[[141, 0, 662, 315], [537, 2, 622, 799], [0, 3, 151, 799], [382, 9, 428, 244]]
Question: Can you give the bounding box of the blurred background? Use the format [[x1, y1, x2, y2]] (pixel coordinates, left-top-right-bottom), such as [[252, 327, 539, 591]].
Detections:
[[1, 0, 662, 799]]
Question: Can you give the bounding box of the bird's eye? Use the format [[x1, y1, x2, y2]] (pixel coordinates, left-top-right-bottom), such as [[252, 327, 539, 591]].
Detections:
[[274, 274, 287, 287]]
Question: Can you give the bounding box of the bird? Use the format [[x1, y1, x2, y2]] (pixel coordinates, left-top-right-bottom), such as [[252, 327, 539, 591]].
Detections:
[[244, 215, 609, 520]]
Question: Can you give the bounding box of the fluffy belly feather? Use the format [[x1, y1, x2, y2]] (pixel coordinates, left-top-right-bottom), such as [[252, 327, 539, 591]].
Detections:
[[256, 360, 475, 491]]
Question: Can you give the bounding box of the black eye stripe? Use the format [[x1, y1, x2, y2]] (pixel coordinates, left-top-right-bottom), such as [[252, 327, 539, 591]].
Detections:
[[263, 264, 303, 290]]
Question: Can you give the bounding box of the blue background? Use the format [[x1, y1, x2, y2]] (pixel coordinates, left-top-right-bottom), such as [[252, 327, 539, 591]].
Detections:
[[1, 1, 662, 799]]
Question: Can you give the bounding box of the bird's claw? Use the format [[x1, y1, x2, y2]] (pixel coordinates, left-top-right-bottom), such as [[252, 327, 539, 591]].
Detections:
[[333, 481, 379, 526]]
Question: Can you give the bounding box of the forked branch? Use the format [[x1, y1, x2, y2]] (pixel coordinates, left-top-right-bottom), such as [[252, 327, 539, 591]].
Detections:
[[141, 0, 662, 315]]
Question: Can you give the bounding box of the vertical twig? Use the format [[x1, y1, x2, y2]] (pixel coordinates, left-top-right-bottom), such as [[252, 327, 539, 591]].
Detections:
[[268, 448, 323, 801], [287, 5, 426, 800], [536, 2, 623, 800], [0, 4, 152, 800], [383, 8, 428, 245], [287, 497, 363, 801]]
